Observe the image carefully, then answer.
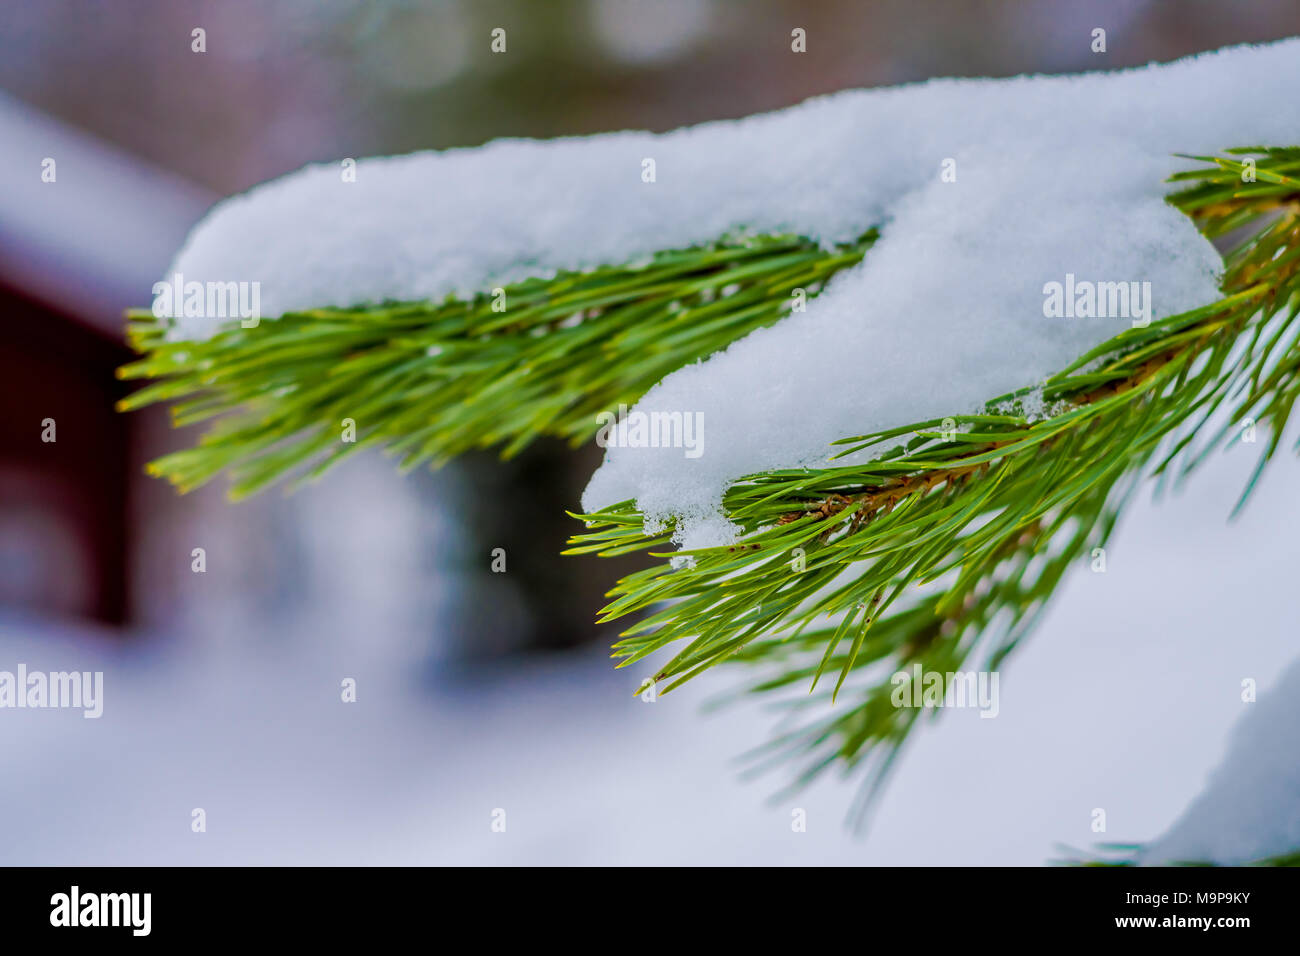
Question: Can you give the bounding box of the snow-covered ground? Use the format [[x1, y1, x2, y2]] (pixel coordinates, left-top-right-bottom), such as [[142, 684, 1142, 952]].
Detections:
[[1, 426, 1295, 865]]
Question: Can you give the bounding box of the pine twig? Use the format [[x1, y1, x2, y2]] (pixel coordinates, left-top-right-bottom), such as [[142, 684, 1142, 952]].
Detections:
[[568, 148, 1300, 821]]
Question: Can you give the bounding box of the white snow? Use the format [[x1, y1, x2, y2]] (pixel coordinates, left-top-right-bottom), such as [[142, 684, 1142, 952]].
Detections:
[[161, 39, 1300, 545], [585, 142, 1222, 543], [582, 40, 1300, 543], [1141, 656, 1300, 865]]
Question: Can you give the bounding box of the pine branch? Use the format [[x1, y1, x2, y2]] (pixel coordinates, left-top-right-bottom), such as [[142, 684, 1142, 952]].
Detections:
[[118, 144, 1300, 826], [569, 149, 1300, 820], [119, 230, 876, 497]]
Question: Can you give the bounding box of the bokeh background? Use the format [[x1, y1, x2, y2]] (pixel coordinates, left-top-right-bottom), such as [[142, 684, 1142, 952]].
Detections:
[[1, 0, 1298, 864]]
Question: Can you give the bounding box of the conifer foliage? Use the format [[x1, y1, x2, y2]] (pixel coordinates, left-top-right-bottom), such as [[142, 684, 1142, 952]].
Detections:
[[121, 149, 1300, 824]]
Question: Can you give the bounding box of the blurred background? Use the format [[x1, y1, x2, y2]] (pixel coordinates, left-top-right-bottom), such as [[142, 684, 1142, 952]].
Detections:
[[1, 0, 1298, 865]]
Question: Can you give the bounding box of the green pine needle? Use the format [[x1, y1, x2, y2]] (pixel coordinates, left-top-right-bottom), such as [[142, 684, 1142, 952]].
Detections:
[[119, 229, 877, 498]]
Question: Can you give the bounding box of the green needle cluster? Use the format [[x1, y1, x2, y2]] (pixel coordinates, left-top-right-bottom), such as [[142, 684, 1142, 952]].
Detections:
[[119, 230, 877, 498], [568, 149, 1300, 822]]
